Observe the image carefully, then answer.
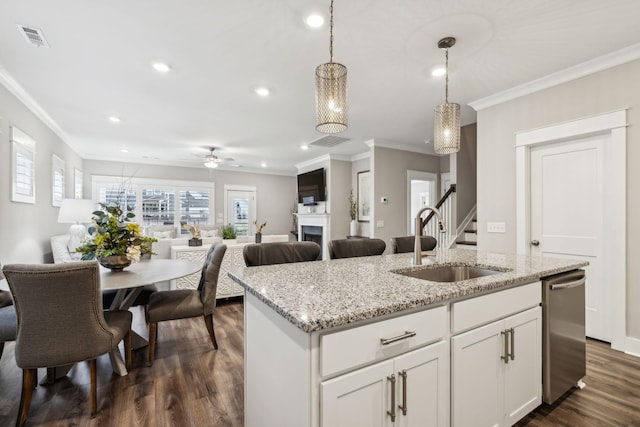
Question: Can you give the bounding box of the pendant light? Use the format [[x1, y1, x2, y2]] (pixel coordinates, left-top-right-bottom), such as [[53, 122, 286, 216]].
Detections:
[[433, 37, 460, 155], [315, 0, 347, 134]]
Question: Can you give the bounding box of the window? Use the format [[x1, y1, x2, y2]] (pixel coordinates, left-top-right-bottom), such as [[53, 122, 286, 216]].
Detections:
[[92, 176, 214, 235], [11, 126, 36, 204], [52, 155, 64, 207]]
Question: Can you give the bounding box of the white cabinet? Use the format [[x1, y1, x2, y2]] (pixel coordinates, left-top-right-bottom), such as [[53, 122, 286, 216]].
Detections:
[[322, 341, 449, 427], [451, 306, 541, 427]]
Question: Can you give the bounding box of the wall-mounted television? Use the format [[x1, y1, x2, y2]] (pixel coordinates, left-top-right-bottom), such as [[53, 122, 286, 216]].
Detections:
[[297, 168, 326, 204]]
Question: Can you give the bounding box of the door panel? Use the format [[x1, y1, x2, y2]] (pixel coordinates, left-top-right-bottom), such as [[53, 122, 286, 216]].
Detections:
[[530, 135, 606, 341], [225, 189, 256, 236], [394, 341, 449, 427], [321, 360, 394, 427]]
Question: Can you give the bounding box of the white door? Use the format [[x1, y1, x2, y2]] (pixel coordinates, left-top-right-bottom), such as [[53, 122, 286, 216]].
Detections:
[[224, 189, 256, 236], [394, 341, 449, 427], [530, 135, 606, 340], [321, 359, 394, 427]]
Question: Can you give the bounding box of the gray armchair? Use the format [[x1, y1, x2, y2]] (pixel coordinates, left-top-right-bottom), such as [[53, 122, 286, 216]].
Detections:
[[390, 235, 437, 254], [243, 241, 321, 266], [2, 261, 132, 426], [328, 238, 386, 259], [146, 243, 227, 366]]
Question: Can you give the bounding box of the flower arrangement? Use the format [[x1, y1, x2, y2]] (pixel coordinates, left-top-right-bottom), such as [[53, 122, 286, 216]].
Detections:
[[76, 203, 156, 263], [221, 223, 237, 239], [254, 220, 267, 233], [348, 189, 357, 221]]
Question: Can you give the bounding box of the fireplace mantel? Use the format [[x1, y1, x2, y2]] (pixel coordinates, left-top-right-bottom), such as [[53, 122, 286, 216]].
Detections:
[[296, 213, 330, 260]]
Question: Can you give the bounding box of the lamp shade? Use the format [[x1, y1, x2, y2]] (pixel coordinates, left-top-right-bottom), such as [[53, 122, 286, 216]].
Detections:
[[57, 199, 96, 224], [315, 62, 348, 134], [434, 102, 461, 155]]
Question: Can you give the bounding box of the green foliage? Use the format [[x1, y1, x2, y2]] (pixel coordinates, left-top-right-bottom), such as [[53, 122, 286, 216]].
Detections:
[[222, 223, 237, 239], [348, 189, 357, 221], [75, 202, 156, 261]]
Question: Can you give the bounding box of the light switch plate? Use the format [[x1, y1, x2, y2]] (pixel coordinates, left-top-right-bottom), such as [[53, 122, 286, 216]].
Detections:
[[376, 220, 384, 228], [487, 222, 506, 233]]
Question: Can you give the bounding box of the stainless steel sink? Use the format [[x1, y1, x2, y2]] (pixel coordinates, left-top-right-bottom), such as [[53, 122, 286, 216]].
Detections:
[[393, 265, 507, 283]]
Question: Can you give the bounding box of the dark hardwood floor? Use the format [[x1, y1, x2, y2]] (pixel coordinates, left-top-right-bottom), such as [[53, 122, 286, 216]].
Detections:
[[1, 300, 639, 426]]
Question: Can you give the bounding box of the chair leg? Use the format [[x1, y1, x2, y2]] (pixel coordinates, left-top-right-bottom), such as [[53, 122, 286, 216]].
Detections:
[[124, 331, 132, 372], [203, 314, 218, 350], [46, 367, 56, 385], [16, 368, 36, 427], [0, 342, 4, 360], [148, 322, 157, 367], [89, 359, 97, 416]]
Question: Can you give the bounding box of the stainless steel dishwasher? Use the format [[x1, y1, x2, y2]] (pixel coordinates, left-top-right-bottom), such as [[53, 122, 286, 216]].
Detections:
[[542, 269, 586, 404]]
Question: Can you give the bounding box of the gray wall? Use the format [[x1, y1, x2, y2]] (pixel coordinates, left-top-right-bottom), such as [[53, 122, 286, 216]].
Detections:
[[372, 146, 441, 253], [476, 59, 640, 339], [83, 160, 296, 236], [0, 84, 84, 264], [329, 159, 352, 240], [351, 156, 371, 237], [456, 123, 477, 225]]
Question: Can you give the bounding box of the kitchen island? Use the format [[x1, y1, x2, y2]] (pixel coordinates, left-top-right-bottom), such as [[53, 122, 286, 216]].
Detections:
[[229, 249, 588, 427]]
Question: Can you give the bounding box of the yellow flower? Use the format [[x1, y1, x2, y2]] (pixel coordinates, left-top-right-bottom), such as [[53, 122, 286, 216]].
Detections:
[[127, 223, 141, 234]]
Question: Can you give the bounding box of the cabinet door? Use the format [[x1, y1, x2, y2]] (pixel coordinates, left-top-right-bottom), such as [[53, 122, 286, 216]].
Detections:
[[504, 307, 542, 425], [451, 320, 505, 427], [322, 359, 394, 427], [394, 341, 449, 427]]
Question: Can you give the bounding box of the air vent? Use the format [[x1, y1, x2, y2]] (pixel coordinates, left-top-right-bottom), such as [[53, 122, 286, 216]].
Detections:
[[17, 24, 49, 48], [309, 135, 350, 148]]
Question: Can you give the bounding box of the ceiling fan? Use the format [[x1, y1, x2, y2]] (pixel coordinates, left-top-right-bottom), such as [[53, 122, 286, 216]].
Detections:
[[202, 147, 234, 168]]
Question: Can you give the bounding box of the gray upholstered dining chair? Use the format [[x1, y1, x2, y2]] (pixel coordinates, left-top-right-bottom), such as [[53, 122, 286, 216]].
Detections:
[[2, 261, 132, 426], [328, 238, 386, 259], [146, 242, 227, 367], [390, 235, 437, 254], [243, 241, 321, 266]]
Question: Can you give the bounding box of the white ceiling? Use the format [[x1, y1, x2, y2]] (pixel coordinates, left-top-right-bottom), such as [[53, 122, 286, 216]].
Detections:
[[1, 0, 640, 175]]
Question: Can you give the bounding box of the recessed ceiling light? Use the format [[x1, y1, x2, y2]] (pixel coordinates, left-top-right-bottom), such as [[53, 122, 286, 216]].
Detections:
[[431, 67, 446, 77], [254, 86, 270, 97], [121, 148, 129, 153], [109, 116, 121, 123], [152, 62, 172, 73], [300, 144, 309, 151], [305, 14, 324, 28], [260, 162, 267, 168]]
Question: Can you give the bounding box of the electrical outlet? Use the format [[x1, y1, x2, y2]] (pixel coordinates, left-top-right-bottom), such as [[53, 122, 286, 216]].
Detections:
[[487, 222, 506, 233], [376, 220, 384, 228]]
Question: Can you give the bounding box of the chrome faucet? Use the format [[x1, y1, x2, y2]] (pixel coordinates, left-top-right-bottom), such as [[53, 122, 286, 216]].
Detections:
[[413, 206, 447, 265]]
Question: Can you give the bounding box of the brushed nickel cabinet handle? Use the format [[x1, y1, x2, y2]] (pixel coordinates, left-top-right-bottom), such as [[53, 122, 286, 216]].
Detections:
[[398, 370, 408, 416], [380, 331, 416, 346], [509, 328, 515, 361], [501, 330, 509, 364], [387, 374, 396, 422]]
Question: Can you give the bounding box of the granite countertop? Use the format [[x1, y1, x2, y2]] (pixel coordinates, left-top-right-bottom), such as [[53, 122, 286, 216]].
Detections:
[[228, 249, 588, 333]]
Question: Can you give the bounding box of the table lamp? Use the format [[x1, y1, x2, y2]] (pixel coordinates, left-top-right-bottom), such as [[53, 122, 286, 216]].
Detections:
[[57, 198, 96, 252]]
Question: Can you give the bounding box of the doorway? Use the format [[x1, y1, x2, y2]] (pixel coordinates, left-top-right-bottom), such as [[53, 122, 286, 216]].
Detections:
[[407, 171, 437, 235], [224, 186, 256, 236], [515, 109, 626, 350]]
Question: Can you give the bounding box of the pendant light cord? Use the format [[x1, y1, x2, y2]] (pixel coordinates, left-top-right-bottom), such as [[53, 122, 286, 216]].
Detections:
[[329, 0, 334, 63], [444, 48, 449, 104]]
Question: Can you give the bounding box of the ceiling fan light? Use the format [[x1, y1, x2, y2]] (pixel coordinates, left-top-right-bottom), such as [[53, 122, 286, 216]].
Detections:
[[204, 159, 219, 168]]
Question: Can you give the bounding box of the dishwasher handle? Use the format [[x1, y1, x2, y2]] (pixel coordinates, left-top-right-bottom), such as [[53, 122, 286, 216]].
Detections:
[[550, 278, 585, 291]]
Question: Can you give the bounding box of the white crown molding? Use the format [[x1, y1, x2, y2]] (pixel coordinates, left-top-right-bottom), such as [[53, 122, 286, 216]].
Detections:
[[350, 151, 370, 161], [366, 138, 436, 156], [469, 42, 640, 111], [295, 153, 352, 171], [0, 66, 69, 143]]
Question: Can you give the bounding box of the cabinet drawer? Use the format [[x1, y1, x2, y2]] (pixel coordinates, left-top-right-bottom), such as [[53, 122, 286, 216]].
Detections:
[[451, 281, 541, 334], [321, 306, 447, 377]]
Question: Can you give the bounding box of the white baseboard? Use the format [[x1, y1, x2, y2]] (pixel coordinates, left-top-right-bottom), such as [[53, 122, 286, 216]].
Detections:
[[625, 336, 640, 357]]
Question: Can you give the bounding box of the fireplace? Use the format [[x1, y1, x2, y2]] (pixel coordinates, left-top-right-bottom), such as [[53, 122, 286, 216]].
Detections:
[[301, 225, 323, 247], [296, 213, 330, 260]]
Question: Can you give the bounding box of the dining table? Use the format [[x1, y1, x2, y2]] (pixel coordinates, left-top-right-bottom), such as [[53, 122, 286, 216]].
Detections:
[[100, 258, 202, 375]]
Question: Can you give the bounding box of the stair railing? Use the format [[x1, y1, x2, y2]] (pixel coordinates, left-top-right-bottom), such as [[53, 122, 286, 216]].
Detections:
[[422, 184, 456, 249]]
